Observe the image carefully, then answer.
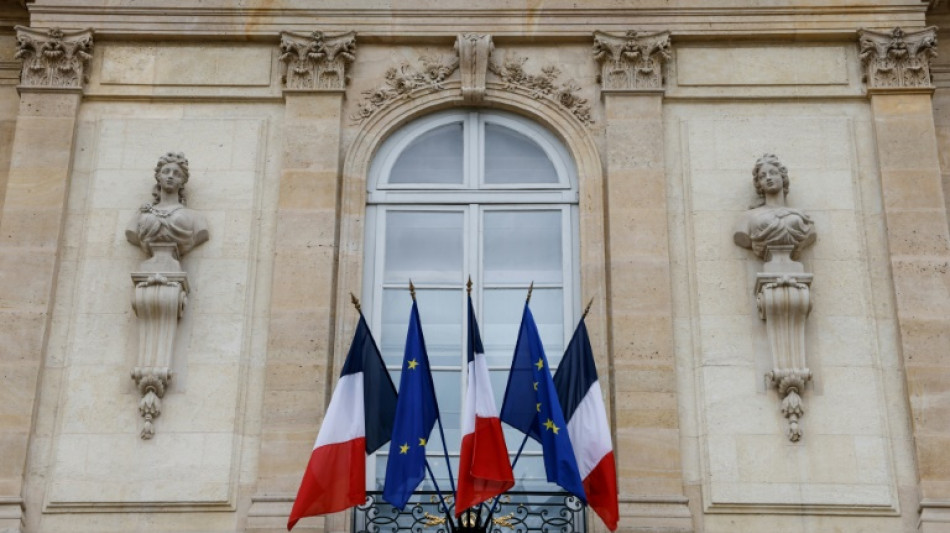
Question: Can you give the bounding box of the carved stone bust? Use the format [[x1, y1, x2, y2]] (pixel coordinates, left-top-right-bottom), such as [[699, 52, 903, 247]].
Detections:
[[126, 152, 209, 271], [733, 154, 816, 262]]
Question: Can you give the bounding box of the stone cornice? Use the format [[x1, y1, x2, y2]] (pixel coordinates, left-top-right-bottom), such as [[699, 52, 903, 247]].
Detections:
[[26, 5, 929, 39]]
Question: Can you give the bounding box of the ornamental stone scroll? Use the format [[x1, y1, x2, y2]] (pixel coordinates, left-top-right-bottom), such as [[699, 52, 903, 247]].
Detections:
[[126, 152, 209, 439], [734, 154, 816, 442]]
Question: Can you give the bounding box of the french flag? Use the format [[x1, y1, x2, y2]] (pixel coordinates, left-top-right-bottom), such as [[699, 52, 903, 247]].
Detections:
[[288, 314, 397, 531], [455, 292, 514, 516], [553, 316, 619, 531]]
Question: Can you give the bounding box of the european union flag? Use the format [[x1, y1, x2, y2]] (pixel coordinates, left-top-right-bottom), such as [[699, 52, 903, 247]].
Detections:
[[499, 303, 587, 502], [382, 301, 441, 510]]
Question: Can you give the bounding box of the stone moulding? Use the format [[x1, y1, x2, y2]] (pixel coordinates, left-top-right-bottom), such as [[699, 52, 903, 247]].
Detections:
[[279, 30, 356, 91], [352, 45, 592, 127], [858, 26, 938, 92], [14, 26, 93, 90], [489, 54, 592, 126], [593, 30, 671, 92], [352, 53, 459, 123]]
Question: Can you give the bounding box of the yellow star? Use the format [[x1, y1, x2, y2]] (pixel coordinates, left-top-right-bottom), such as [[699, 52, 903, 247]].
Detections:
[[407, 358, 419, 370], [399, 443, 409, 454], [536, 402, 542, 412], [418, 437, 427, 446], [535, 358, 544, 371], [543, 418, 560, 434], [533, 381, 538, 391]]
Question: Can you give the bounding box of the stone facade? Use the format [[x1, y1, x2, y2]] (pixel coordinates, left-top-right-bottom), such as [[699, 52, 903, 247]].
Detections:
[[0, 1, 948, 533]]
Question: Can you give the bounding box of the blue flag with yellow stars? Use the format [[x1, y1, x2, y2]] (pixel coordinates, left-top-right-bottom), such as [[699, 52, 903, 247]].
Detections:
[[382, 301, 441, 510], [499, 303, 587, 503]]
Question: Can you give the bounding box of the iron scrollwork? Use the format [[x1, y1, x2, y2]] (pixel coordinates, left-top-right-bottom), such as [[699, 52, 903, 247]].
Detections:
[[354, 491, 586, 533]]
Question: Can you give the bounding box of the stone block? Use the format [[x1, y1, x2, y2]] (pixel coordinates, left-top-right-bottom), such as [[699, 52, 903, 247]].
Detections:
[[278, 170, 338, 210], [677, 45, 849, 87], [899, 317, 950, 366], [882, 209, 950, 256], [890, 259, 950, 316], [880, 169, 948, 210], [0, 248, 56, 308]]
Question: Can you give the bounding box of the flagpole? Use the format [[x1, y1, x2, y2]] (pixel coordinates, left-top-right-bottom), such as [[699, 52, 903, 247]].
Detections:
[[424, 459, 457, 526], [409, 281, 458, 505]]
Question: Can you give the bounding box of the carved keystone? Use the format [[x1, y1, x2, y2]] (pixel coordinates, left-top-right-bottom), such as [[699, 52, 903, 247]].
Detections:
[[14, 26, 93, 90], [279, 30, 356, 91], [858, 26, 938, 91], [456, 33, 493, 104], [593, 30, 671, 92]]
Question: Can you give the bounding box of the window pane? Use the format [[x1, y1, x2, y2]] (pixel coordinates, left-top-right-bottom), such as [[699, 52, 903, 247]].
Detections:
[[389, 123, 464, 184], [384, 211, 463, 283], [483, 210, 563, 284], [483, 288, 564, 368], [484, 123, 558, 184], [380, 288, 463, 367]]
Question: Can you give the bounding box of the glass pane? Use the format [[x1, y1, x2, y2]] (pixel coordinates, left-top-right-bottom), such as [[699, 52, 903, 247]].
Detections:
[[483, 288, 564, 368], [380, 288, 463, 367], [483, 210, 563, 284], [389, 123, 464, 184], [484, 123, 559, 184], [384, 211, 463, 283]]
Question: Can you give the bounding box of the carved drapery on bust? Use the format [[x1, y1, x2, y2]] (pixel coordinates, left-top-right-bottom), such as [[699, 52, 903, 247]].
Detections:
[[858, 26, 938, 91], [279, 30, 356, 91], [592, 30, 671, 91], [126, 152, 209, 439], [734, 154, 817, 442], [14, 26, 93, 89]]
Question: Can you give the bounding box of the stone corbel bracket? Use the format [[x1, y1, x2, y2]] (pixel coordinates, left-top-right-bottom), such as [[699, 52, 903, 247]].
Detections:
[[279, 30, 356, 91], [14, 26, 93, 91], [858, 26, 938, 92], [456, 33, 493, 104], [756, 261, 813, 442], [593, 30, 671, 92]]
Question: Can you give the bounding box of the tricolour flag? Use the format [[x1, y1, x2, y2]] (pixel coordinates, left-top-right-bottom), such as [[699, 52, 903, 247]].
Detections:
[[499, 302, 587, 502], [382, 300, 441, 510], [288, 314, 397, 531], [455, 293, 514, 516], [553, 317, 619, 531]]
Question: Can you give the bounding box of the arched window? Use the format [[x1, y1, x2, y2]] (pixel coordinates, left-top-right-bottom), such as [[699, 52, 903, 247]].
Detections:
[[363, 109, 580, 490]]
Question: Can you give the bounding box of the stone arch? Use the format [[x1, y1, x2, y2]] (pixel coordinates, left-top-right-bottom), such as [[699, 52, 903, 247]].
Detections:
[[332, 83, 609, 388]]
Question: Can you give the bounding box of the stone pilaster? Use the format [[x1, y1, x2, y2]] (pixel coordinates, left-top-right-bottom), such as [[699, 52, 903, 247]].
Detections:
[[0, 25, 91, 532], [860, 26, 950, 533], [247, 30, 353, 533], [596, 30, 692, 532]]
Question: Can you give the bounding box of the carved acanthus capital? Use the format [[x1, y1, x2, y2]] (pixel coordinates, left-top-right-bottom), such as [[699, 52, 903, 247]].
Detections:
[[456, 34, 493, 104], [593, 30, 671, 92], [15, 26, 93, 90], [279, 30, 356, 91], [858, 26, 938, 91]]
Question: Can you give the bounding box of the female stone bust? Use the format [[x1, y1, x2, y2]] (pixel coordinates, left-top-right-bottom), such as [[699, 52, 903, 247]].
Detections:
[[126, 152, 209, 270], [734, 154, 816, 262]]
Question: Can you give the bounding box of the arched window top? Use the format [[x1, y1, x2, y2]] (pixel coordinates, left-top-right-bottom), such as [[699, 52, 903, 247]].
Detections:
[[369, 110, 578, 204]]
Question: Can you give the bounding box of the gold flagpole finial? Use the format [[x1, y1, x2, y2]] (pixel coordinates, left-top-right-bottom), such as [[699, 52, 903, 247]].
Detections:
[[582, 297, 595, 319], [526, 281, 534, 303], [466, 276, 473, 294], [409, 279, 416, 301], [350, 292, 362, 313]]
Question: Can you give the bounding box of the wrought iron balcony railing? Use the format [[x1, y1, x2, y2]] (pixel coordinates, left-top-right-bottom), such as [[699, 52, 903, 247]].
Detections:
[[354, 491, 586, 533]]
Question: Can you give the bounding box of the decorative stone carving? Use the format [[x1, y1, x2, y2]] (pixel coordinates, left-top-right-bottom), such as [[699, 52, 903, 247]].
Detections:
[[489, 54, 593, 125], [456, 33, 493, 104], [14, 26, 93, 89], [352, 54, 459, 123], [126, 153, 209, 439], [734, 154, 816, 442], [279, 30, 356, 91], [858, 26, 938, 91], [593, 30, 671, 91]]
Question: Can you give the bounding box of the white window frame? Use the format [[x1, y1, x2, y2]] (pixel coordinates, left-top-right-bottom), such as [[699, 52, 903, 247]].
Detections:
[[363, 109, 581, 490]]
